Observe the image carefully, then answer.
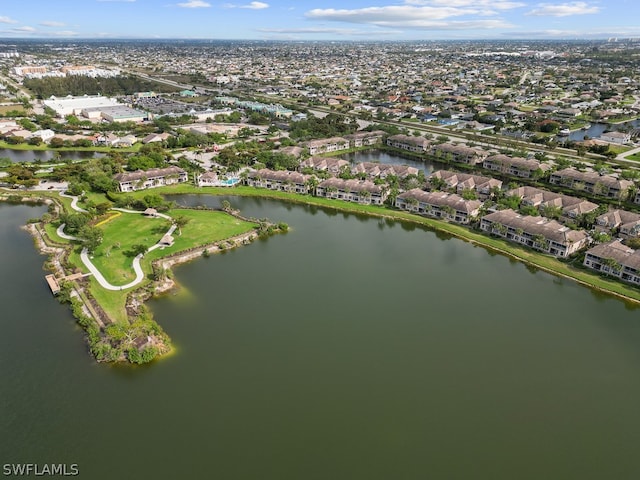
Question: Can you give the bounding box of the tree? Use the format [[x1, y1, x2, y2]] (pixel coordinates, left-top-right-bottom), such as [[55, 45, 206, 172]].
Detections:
[[305, 176, 319, 195], [173, 215, 190, 235], [602, 257, 622, 276], [131, 244, 148, 257], [79, 225, 103, 254], [461, 188, 477, 200], [49, 137, 64, 148]]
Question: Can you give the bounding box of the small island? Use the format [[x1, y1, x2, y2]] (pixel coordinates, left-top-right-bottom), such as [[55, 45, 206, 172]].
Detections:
[[10, 184, 286, 365]]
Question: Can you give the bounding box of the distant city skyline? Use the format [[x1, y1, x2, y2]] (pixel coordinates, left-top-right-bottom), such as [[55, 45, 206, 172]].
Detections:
[[0, 0, 639, 41]]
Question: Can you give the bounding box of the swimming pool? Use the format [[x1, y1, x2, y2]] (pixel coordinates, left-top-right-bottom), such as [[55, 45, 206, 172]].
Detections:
[[219, 178, 240, 186]]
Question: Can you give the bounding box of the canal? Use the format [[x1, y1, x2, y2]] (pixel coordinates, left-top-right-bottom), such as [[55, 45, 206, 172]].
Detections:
[[0, 148, 104, 163], [3, 197, 640, 479]]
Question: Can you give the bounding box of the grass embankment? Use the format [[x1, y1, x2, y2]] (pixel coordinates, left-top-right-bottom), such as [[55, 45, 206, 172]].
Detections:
[[110, 183, 640, 304]]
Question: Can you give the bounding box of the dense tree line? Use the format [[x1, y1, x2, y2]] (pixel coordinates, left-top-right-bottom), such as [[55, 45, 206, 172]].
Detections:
[[289, 113, 358, 140], [24, 75, 178, 99]]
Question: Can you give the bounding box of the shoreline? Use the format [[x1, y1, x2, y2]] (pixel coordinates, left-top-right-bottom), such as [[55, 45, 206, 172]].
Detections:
[[5, 185, 640, 365], [162, 186, 640, 306]]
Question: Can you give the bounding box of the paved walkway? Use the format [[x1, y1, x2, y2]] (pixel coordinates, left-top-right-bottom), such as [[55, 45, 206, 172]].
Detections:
[[59, 194, 177, 291], [59, 191, 88, 213], [56, 224, 79, 241]]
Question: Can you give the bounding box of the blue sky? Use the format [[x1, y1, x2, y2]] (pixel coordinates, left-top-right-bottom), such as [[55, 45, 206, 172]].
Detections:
[[0, 0, 638, 40]]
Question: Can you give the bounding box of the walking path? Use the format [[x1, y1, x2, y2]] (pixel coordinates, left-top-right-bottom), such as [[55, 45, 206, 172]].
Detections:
[[59, 191, 88, 213], [59, 193, 177, 291]]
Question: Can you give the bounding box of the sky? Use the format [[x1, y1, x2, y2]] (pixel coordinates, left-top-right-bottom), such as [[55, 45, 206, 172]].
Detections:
[[0, 0, 639, 41]]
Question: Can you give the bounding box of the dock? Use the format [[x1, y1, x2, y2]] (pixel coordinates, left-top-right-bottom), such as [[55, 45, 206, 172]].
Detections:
[[45, 272, 91, 295], [45, 274, 61, 295]]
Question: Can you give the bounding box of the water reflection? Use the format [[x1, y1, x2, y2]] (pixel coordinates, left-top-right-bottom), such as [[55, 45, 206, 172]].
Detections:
[[0, 148, 105, 163]]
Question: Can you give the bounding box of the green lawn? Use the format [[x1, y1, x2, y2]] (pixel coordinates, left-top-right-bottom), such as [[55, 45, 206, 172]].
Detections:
[[92, 213, 168, 284], [608, 145, 633, 155], [143, 208, 257, 264]]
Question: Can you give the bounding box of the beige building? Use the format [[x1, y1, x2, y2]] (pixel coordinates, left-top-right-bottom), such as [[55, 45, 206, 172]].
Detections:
[[584, 240, 640, 285], [480, 209, 589, 257], [395, 189, 482, 224]]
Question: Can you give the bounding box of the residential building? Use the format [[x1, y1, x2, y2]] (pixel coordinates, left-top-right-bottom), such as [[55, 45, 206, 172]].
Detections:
[[483, 154, 549, 178], [316, 178, 388, 205], [599, 131, 631, 144], [299, 156, 350, 175], [480, 209, 589, 257], [305, 137, 350, 155], [142, 133, 171, 144], [386, 134, 430, 153], [351, 162, 420, 179], [507, 186, 599, 222], [278, 146, 304, 158], [343, 130, 385, 148], [430, 143, 488, 165], [113, 166, 188, 192], [428, 170, 502, 198], [29, 129, 55, 143], [395, 189, 482, 224], [196, 172, 219, 187], [246, 169, 311, 194], [549, 168, 633, 199], [584, 240, 640, 285], [595, 209, 640, 237]]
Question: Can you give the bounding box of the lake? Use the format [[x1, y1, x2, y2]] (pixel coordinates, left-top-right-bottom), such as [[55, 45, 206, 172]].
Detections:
[[341, 149, 438, 175], [3, 196, 640, 479], [0, 148, 104, 164], [568, 118, 640, 142]]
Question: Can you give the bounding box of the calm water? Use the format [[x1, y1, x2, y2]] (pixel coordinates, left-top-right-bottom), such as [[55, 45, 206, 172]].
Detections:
[[4, 197, 640, 479], [0, 148, 104, 163], [568, 118, 640, 141], [342, 150, 438, 174]]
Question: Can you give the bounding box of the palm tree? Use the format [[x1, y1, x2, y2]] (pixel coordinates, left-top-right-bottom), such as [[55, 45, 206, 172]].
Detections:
[[602, 257, 622, 276], [305, 176, 319, 196]]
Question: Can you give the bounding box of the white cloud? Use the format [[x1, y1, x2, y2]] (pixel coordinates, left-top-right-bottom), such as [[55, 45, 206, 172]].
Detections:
[[241, 1, 269, 9], [305, 5, 515, 29], [225, 1, 269, 8], [13, 26, 36, 32], [0, 16, 18, 24], [40, 21, 66, 27], [405, 0, 524, 8], [526, 2, 600, 17], [177, 0, 211, 7], [257, 27, 401, 36], [307, 6, 476, 22]]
